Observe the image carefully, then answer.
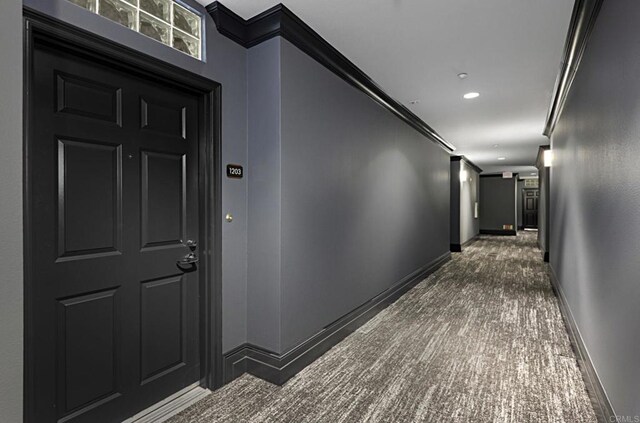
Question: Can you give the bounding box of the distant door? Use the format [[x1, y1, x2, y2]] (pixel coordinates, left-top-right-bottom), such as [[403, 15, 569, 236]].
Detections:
[[29, 40, 203, 422], [523, 189, 539, 228]]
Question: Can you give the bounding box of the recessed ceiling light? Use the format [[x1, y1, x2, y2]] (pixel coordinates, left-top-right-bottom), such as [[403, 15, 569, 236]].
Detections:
[[463, 92, 480, 99], [409, 99, 420, 105], [497, 157, 506, 161], [457, 73, 468, 79]]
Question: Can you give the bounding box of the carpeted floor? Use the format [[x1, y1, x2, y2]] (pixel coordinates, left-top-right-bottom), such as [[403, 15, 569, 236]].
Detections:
[[169, 233, 597, 422]]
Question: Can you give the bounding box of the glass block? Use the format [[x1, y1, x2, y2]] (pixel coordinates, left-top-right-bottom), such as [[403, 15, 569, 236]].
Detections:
[[99, 0, 137, 30], [69, 0, 97, 12], [139, 11, 171, 45], [173, 31, 200, 59], [173, 3, 200, 38], [139, 0, 171, 23]]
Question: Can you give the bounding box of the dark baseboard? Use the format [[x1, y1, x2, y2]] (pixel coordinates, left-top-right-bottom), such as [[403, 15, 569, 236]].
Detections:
[[518, 225, 525, 231], [479, 229, 517, 236], [450, 236, 479, 253], [537, 238, 550, 262], [223, 251, 452, 385], [548, 268, 615, 423]]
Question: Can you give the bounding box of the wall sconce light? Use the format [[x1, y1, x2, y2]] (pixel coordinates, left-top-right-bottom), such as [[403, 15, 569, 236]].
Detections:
[[460, 169, 468, 182], [544, 149, 553, 167]]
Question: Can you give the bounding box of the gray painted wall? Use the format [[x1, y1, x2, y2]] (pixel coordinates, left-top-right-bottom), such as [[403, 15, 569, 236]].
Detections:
[[23, 0, 249, 354], [459, 161, 480, 244], [479, 176, 517, 231], [245, 37, 450, 354], [451, 160, 480, 247], [246, 38, 282, 352], [550, 0, 640, 415], [0, 0, 23, 421], [279, 38, 450, 352]]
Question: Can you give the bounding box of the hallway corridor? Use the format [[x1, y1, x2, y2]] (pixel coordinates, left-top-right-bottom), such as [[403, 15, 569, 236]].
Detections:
[[169, 233, 596, 422]]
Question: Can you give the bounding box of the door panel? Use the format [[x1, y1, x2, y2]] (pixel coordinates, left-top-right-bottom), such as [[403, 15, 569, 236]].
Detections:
[[57, 289, 120, 415], [56, 71, 122, 125], [140, 275, 186, 384], [31, 41, 202, 423], [57, 138, 122, 259], [140, 97, 186, 139], [141, 151, 186, 248]]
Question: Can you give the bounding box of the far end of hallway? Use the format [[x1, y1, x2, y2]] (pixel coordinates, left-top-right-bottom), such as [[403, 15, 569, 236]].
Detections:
[[168, 232, 596, 423]]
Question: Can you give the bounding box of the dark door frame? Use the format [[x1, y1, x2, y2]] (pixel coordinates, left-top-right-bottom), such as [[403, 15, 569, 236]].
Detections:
[[23, 8, 223, 421], [521, 188, 539, 229]]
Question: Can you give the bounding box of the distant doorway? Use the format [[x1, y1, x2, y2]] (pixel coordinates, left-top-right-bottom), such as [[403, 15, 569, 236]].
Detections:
[[522, 189, 539, 229]]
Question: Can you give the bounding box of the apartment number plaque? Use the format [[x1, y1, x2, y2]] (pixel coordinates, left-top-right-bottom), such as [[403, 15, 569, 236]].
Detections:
[[226, 164, 243, 179]]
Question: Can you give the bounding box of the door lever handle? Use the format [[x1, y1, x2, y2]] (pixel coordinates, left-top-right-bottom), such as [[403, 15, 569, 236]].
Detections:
[[177, 252, 199, 266]]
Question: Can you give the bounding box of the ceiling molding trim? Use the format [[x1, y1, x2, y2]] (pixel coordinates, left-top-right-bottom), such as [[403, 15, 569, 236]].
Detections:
[[207, 1, 249, 46], [450, 155, 483, 174], [543, 0, 603, 137], [206, 1, 456, 152]]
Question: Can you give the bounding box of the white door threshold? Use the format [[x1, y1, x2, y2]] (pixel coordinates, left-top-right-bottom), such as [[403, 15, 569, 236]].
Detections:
[[123, 383, 210, 423]]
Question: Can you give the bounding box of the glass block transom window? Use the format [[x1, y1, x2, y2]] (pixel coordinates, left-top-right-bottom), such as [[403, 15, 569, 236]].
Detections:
[[69, 0, 202, 60]]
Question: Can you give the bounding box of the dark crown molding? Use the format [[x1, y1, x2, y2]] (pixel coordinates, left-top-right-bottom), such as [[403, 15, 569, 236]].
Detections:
[[206, 2, 455, 152], [543, 0, 603, 137], [451, 155, 482, 174]]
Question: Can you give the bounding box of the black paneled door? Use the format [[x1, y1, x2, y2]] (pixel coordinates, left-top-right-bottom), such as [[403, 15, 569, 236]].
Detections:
[[31, 43, 202, 422], [523, 189, 539, 229]]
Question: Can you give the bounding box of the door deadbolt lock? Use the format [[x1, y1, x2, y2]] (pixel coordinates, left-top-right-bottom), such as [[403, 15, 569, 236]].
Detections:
[[186, 239, 197, 248]]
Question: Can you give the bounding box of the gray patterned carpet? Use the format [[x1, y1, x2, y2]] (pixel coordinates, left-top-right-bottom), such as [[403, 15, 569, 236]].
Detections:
[[169, 233, 596, 422]]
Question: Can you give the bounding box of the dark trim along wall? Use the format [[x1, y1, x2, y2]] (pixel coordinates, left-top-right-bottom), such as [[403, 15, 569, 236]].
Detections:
[[450, 155, 482, 174], [548, 269, 615, 422], [207, 1, 455, 152], [450, 237, 477, 253], [479, 229, 517, 236], [223, 252, 450, 384], [543, 0, 603, 136]]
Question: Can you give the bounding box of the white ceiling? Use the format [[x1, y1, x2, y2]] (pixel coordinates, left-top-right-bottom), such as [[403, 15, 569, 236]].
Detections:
[[199, 0, 574, 174]]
